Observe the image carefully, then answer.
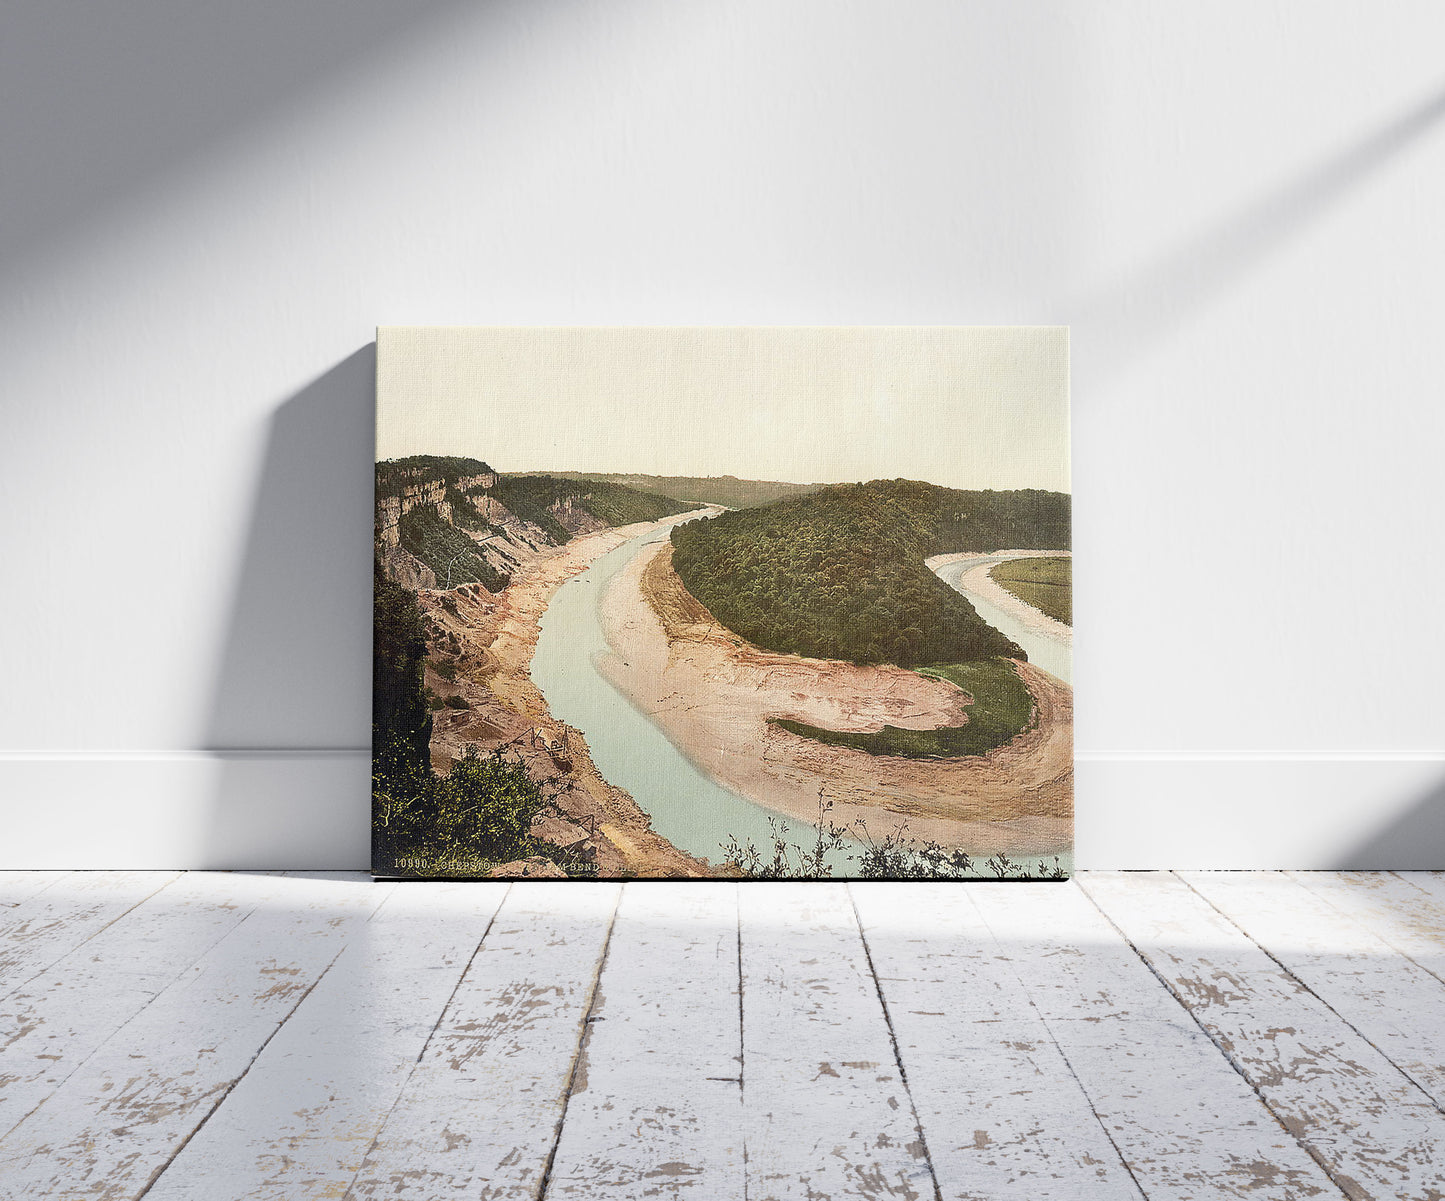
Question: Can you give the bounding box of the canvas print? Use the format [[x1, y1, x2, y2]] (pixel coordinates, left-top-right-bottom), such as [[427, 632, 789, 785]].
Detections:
[[373, 327, 1071, 880]]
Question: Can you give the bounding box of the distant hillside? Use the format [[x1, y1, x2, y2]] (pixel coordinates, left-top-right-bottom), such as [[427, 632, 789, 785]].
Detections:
[[543, 471, 824, 510], [670, 479, 1071, 667], [491, 475, 693, 541], [375, 457, 691, 591]]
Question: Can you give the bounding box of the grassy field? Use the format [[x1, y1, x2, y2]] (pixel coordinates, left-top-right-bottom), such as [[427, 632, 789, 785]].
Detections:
[[989, 557, 1072, 625], [772, 659, 1035, 758]]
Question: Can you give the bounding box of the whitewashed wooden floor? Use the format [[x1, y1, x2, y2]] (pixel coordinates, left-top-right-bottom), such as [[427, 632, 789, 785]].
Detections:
[[3, 873, 1445, 1199]]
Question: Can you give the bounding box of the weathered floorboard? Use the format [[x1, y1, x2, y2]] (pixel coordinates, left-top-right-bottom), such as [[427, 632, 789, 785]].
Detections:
[[1288, 871, 1445, 983], [0, 871, 68, 908], [0, 871, 288, 1140], [851, 882, 1143, 1200], [346, 882, 621, 1199], [0, 872, 391, 1198], [1085, 871, 1445, 1199], [0, 871, 181, 1001], [544, 882, 744, 1198], [5, 871, 1445, 1201], [739, 882, 936, 1201], [1184, 870, 1445, 1112], [976, 882, 1342, 1199], [144, 881, 510, 1201], [1393, 872, 1445, 912]]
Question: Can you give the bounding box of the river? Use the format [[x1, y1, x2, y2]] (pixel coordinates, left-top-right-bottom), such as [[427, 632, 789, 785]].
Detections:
[[531, 519, 831, 867], [929, 554, 1072, 685], [531, 522, 1070, 870]]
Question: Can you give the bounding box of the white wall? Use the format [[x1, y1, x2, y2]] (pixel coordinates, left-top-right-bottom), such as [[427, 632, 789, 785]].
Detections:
[[3, 0, 1442, 869]]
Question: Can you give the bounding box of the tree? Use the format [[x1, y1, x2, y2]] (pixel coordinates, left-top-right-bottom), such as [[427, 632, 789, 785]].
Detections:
[[444, 745, 552, 860], [372, 557, 432, 782]]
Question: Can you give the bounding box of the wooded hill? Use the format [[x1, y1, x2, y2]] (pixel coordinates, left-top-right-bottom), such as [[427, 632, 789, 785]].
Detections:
[[540, 471, 824, 509], [669, 479, 1071, 667], [490, 474, 693, 539]]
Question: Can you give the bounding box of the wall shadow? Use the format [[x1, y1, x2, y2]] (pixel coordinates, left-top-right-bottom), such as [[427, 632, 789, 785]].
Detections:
[[1073, 82, 1445, 383], [0, 0, 475, 279], [1334, 771, 1445, 870], [200, 346, 376, 867]]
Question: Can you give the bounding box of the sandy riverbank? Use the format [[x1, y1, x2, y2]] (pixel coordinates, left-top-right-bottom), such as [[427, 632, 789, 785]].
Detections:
[[927, 550, 1074, 649], [596, 542, 1073, 858], [419, 515, 716, 878]]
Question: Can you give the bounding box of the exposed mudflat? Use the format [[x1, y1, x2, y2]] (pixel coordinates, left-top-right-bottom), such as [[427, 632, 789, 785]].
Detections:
[[597, 542, 1073, 858], [419, 518, 716, 878]]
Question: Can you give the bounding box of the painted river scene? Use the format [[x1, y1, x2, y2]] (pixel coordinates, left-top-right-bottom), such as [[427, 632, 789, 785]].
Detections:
[[372, 327, 1071, 880]]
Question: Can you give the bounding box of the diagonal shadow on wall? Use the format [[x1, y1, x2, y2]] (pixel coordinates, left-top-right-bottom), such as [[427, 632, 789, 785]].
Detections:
[[0, 0, 477, 280], [200, 346, 375, 868], [1073, 82, 1445, 385], [1334, 771, 1445, 871]]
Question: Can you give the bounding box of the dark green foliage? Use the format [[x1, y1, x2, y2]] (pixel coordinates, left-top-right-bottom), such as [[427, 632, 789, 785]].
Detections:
[[543, 471, 824, 509], [849, 825, 982, 879], [911, 481, 1072, 553], [443, 745, 551, 858], [374, 744, 562, 874], [484, 477, 572, 543], [376, 455, 494, 497], [672, 480, 1069, 667], [371, 733, 436, 863], [376, 458, 692, 589], [372, 558, 432, 783], [720, 794, 850, 879], [720, 793, 1068, 879], [373, 550, 592, 877], [982, 852, 1069, 880], [774, 660, 1035, 759], [398, 506, 509, 591], [445, 486, 496, 533], [373, 456, 704, 877], [489, 474, 693, 541]]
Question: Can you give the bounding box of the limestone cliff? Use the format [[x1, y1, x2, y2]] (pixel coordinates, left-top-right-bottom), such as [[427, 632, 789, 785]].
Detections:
[[374, 456, 690, 594]]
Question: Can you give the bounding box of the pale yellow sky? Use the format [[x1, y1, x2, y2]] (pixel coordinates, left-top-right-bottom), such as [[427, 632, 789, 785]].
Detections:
[[376, 326, 1069, 493]]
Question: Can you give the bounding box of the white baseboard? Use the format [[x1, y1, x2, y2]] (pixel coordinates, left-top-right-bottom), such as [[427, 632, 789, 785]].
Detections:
[[0, 751, 370, 870], [0, 751, 1442, 870], [1076, 753, 1445, 870]]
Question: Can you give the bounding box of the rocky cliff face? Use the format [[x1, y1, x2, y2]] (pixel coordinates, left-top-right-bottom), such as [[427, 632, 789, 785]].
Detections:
[[546, 496, 610, 536], [376, 479, 449, 548], [379, 542, 437, 590], [376, 470, 562, 594], [376, 459, 689, 595]]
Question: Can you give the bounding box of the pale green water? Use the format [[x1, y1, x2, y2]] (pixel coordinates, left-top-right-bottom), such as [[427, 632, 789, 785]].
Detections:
[[531, 524, 1071, 876], [531, 522, 832, 867]]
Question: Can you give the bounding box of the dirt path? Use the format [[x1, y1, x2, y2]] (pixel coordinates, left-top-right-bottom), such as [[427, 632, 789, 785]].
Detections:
[[597, 542, 1073, 858], [419, 518, 716, 878]]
